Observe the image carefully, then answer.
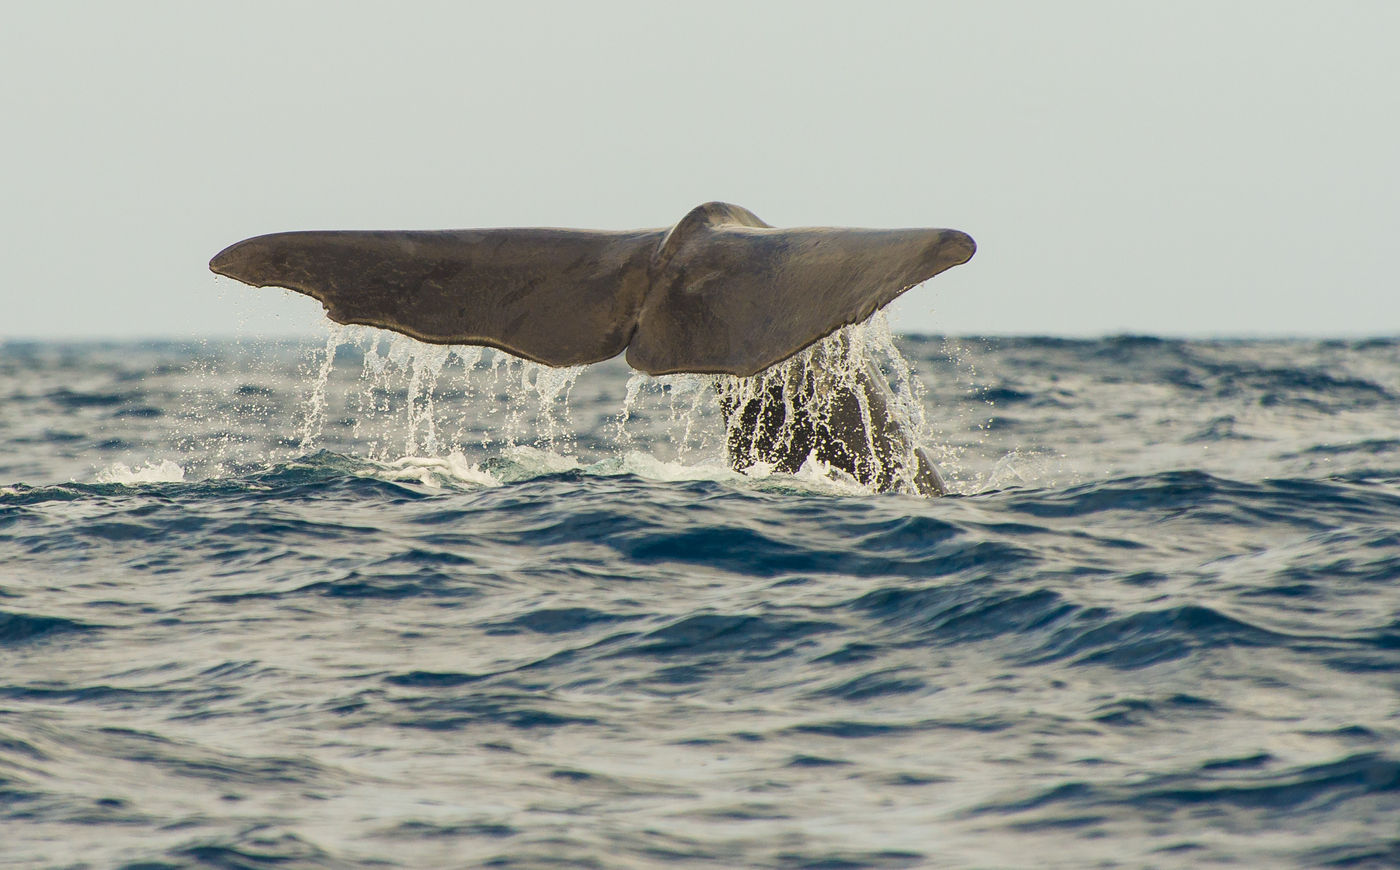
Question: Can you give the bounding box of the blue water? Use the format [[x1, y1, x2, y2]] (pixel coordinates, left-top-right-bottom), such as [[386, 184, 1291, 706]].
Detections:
[[2, 333, 1398, 868]]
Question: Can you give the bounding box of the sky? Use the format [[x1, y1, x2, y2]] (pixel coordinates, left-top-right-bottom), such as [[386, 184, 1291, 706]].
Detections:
[[2, 1, 1396, 340]]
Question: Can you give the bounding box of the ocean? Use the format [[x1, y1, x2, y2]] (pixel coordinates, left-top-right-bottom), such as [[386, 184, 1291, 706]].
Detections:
[[2, 329, 1397, 868]]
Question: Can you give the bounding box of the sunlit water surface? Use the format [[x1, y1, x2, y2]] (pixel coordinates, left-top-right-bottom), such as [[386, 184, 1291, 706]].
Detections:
[[2, 332, 1398, 869]]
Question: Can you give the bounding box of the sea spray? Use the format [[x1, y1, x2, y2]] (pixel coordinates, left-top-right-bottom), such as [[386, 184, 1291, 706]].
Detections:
[[163, 318, 962, 491], [173, 337, 335, 479], [519, 361, 586, 452], [399, 341, 451, 456], [615, 372, 722, 460], [301, 328, 595, 465], [280, 315, 957, 493], [296, 326, 347, 450], [932, 336, 1074, 492]]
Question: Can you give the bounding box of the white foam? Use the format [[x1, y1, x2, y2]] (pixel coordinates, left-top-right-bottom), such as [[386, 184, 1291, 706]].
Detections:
[[363, 452, 500, 489], [357, 446, 592, 489], [95, 460, 186, 485], [589, 450, 742, 484], [575, 450, 881, 497], [791, 455, 882, 496], [503, 445, 583, 475]]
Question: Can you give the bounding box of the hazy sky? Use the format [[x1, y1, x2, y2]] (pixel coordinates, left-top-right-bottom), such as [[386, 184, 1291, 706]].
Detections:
[[3, 1, 1396, 339]]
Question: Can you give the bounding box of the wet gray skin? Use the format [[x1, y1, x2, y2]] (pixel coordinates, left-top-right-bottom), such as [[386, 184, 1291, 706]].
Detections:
[[718, 337, 946, 497], [211, 202, 974, 494]]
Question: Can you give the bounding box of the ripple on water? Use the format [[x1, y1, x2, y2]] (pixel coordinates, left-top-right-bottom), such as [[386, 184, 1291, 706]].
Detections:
[[2, 337, 1399, 868]]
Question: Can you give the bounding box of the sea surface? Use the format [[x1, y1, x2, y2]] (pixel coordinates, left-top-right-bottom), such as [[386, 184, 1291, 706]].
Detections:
[[1, 330, 1398, 869]]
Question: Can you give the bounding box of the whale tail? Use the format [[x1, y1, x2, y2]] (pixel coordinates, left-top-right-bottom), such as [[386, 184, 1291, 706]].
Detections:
[[209, 202, 974, 377]]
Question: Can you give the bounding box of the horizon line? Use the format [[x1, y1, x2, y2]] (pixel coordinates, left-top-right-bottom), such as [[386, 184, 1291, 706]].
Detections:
[[2, 330, 1396, 345]]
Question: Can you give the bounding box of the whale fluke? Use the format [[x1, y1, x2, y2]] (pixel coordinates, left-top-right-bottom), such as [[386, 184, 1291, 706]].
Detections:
[[628, 203, 975, 376], [209, 202, 974, 377], [211, 204, 975, 495], [209, 227, 663, 368]]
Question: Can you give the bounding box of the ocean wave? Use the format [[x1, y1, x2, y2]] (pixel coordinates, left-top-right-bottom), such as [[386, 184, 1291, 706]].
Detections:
[[0, 611, 97, 645], [976, 751, 1400, 819], [5, 337, 1400, 869]]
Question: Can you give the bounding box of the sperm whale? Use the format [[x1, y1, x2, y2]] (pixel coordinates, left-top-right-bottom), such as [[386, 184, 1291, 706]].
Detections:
[[210, 202, 975, 495]]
